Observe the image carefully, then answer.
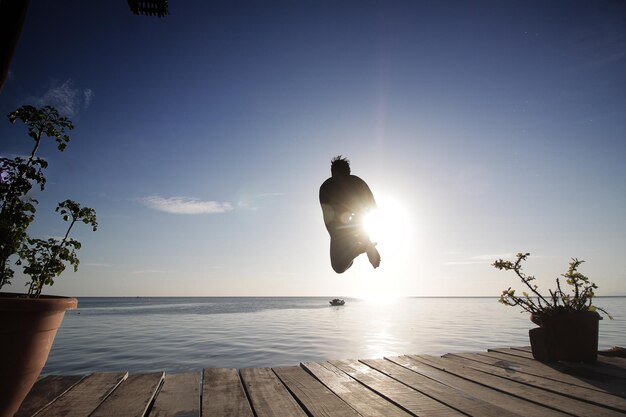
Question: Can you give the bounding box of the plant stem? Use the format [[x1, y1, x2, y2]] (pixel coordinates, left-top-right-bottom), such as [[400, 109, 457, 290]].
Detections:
[[28, 125, 44, 161], [32, 215, 75, 298], [514, 257, 550, 307], [63, 219, 76, 242]]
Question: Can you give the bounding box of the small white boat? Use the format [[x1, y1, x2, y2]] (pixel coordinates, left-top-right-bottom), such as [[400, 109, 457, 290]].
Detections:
[[329, 298, 345, 306]]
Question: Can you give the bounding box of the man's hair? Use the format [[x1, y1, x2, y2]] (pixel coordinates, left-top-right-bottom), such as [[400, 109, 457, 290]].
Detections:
[[331, 155, 351, 176]]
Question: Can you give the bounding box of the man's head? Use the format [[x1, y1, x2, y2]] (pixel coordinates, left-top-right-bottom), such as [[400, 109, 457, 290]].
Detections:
[[331, 155, 351, 177]]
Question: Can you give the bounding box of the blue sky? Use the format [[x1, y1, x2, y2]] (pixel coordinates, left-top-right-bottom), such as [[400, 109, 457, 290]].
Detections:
[[1, 1, 625, 297]]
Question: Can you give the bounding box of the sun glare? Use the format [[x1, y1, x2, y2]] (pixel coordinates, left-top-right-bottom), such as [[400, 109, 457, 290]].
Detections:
[[352, 194, 415, 299], [362, 195, 412, 253], [359, 293, 400, 304]]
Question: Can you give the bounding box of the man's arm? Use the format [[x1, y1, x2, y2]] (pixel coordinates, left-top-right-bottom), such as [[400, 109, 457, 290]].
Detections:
[[352, 176, 377, 211], [319, 180, 335, 232]]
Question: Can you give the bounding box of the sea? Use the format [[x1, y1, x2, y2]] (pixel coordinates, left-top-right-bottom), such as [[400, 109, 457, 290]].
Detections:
[[42, 296, 626, 375]]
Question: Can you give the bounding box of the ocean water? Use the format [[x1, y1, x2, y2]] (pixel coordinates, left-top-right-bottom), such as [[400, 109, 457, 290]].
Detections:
[[43, 297, 626, 375]]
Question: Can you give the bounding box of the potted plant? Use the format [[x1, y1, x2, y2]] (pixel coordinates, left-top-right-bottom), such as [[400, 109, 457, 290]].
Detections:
[[493, 252, 611, 362], [0, 105, 97, 417]]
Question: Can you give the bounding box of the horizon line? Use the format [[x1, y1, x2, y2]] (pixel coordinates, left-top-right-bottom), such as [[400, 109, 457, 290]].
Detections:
[[55, 294, 626, 298]]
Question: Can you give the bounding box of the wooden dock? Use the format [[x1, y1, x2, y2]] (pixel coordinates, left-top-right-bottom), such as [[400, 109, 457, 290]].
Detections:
[[16, 346, 626, 417]]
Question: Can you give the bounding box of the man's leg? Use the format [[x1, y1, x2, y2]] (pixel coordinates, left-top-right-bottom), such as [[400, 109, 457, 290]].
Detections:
[[355, 225, 381, 269], [366, 243, 381, 268], [330, 235, 365, 274]]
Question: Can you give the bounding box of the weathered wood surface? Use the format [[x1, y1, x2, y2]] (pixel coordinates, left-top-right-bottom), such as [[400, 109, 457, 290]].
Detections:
[[35, 372, 128, 417], [302, 361, 412, 417], [411, 354, 624, 417], [148, 372, 199, 417], [361, 357, 524, 417], [240, 367, 307, 417], [487, 348, 626, 387], [273, 366, 360, 417], [447, 351, 626, 395], [444, 353, 626, 412], [385, 355, 570, 417], [202, 368, 253, 417], [19, 346, 626, 417], [90, 372, 164, 417], [330, 359, 464, 417], [15, 375, 84, 417]]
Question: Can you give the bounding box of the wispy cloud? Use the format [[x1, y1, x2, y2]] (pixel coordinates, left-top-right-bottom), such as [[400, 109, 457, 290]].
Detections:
[[139, 195, 234, 214], [469, 253, 515, 261], [237, 201, 256, 210], [83, 88, 93, 107], [444, 253, 515, 266], [579, 50, 626, 71], [236, 192, 284, 210], [132, 269, 172, 275], [29, 80, 93, 117]]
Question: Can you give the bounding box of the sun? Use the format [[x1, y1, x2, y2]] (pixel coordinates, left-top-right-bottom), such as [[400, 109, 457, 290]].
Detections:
[[362, 195, 412, 254]]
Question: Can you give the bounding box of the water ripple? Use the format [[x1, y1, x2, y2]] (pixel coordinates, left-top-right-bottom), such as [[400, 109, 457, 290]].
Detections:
[[43, 297, 626, 374]]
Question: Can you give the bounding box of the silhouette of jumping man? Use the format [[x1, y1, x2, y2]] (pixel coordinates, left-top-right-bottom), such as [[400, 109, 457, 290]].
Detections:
[[319, 156, 381, 273]]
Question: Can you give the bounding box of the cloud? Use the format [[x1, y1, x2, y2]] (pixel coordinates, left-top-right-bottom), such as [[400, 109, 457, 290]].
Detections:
[[29, 80, 93, 117], [237, 200, 256, 210], [132, 269, 172, 275], [83, 88, 93, 108], [444, 253, 515, 266], [236, 192, 284, 210], [469, 253, 516, 261], [84, 263, 113, 267], [139, 195, 234, 214]]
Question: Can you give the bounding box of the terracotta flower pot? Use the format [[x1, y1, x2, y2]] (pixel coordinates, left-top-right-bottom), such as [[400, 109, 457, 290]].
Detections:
[[529, 311, 600, 362], [0, 292, 77, 417]]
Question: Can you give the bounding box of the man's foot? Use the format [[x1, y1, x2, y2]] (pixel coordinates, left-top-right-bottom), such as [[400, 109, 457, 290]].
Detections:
[[366, 243, 381, 268]]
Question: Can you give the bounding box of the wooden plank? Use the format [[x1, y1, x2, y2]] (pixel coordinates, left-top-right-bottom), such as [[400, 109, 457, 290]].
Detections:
[[503, 346, 626, 366], [480, 351, 626, 395], [239, 367, 306, 417], [90, 372, 164, 417], [596, 355, 626, 368], [15, 375, 85, 417], [489, 347, 534, 359], [506, 346, 626, 364], [411, 355, 624, 417], [273, 366, 360, 417], [450, 351, 626, 396], [202, 368, 253, 417], [302, 361, 411, 417], [511, 346, 532, 353], [548, 360, 626, 383], [599, 347, 626, 358], [330, 359, 463, 417], [362, 358, 523, 417], [149, 372, 200, 417], [385, 356, 569, 417], [490, 348, 626, 380], [444, 353, 626, 412], [507, 346, 626, 370], [36, 372, 128, 417]]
